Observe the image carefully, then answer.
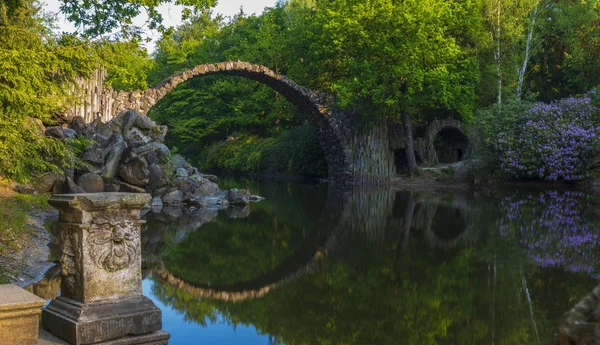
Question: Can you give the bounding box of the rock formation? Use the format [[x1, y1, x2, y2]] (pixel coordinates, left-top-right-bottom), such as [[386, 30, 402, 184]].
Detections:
[[42, 110, 263, 209]]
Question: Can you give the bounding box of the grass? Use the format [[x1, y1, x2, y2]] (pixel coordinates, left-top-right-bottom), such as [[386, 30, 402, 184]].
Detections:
[[0, 180, 50, 255]]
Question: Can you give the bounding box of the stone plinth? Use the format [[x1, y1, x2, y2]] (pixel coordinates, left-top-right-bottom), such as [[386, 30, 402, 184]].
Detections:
[[0, 284, 45, 345], [42, 193, 170, 345]]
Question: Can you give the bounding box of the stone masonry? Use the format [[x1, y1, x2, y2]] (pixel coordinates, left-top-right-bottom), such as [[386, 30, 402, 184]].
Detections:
[[42, 193, 170, 345], [61, 61, 397, 184]]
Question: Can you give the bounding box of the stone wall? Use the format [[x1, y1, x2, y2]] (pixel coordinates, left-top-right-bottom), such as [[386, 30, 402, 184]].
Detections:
[[348, 119, 395, 184], [63, 68, 114, 123], [391, 117, 472, 169]]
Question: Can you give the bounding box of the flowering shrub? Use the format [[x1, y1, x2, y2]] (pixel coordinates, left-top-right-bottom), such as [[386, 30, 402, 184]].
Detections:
[[498, 190, 600, 277], [497, 92, 600, 181]]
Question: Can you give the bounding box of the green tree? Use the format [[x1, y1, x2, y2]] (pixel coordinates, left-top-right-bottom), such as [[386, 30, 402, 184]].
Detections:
[[282, 0, 482, 174], [94, 40, 155, 91], [0, 0, 95, 181], [57, 0, 217, 38], [526, 0, 600, 101]]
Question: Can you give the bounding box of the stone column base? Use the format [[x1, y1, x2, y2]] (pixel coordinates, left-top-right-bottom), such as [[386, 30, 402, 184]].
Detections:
[[42, 296, 168, 345], [81, 331, 170, 345], [0, 284, 45, 345]]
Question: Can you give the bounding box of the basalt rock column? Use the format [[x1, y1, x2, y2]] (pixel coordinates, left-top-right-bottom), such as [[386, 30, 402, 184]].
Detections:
[[42, 193, 170, 345]]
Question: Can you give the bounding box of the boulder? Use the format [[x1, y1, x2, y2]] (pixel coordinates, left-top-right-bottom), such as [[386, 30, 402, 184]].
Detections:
[[196, 179, 219, 196], [229, 195, 249, 205], [196, 195, 229, 209], [121, 110, 139, 133], [62, 177, 85, 194], [152, 186, 170, 198], [176, 167, 188, 178], [45, 127, 64, 138], [110, 111, 126, 129], [134, 115, 156, 130], [162, 190, 184, 205], [101, 134, 127, 178], [62, 128, 77, 139], [103, 178, 121, 192], [203, 174, 218, 183], [146, 151, 158, 165], [119, 182, 146, 193], [82, 142, 111, 165], [148, 164, 165, 184], [187, 197, 207, 208], [119, 157, 150, 187], [78, 163, 103, 176], [76, 173, 104, 193], [171, 154, 191, 170], [35, 172, 60, 193], [124, 127, 152, 147], [226, 188, 251, 205], [132, 142, 170, 158], [150, 197, 163, 208], [150, 125, 168, 143], [95, 121, 113, 139], [51, 178, 65, 195], [70, 116, 87, 134]]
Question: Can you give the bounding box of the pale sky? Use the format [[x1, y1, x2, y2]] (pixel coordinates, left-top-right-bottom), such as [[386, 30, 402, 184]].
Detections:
[[42, 0, 278, 53]]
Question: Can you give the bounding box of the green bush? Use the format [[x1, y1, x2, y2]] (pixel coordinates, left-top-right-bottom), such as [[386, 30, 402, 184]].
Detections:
[[472, 101, 533, 176]]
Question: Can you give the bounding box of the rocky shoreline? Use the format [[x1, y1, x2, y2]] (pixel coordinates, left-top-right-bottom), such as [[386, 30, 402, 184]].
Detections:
[[37, 110, 264, 209], [3, 109, 268, 285]]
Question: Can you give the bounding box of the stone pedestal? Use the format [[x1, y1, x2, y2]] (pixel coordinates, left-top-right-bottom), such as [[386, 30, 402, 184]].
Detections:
[[0, 284, 45, 345], [42, 193, 170, 345]]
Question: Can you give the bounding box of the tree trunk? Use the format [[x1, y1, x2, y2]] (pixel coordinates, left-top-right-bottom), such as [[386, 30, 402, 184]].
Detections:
[[402, 109, 418, 175], [495, 0, 502, 105], [516, 1, 540, 101]]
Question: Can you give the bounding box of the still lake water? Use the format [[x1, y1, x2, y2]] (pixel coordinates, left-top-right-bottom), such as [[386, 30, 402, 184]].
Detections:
[[33, 179, 600, 344]]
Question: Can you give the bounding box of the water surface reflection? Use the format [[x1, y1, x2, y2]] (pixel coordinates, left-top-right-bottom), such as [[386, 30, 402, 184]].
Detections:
[[32, 181, 600, 344]]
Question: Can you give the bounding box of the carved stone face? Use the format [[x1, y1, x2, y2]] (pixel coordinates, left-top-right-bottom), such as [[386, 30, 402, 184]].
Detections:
[[88, 212, 139, 272]]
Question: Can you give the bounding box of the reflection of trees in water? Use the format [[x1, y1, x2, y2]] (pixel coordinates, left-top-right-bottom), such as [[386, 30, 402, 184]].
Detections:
[[141, 185, 599, 345]]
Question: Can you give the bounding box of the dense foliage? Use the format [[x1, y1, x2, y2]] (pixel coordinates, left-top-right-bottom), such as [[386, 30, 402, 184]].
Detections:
[[0, 0, 97, 182], [2, 0, 600, 181]]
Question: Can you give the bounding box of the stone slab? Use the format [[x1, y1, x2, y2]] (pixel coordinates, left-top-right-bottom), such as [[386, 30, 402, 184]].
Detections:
[[49, 193, 151, 212], [38, 329, 169, 345], [42, 296, 163, 345], [0, 284, 45, 345], [39, 329, 69, 345], [88, 331, 170, 345]]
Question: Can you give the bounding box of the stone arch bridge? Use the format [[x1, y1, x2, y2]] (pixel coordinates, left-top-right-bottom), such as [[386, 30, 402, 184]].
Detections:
[[66, 61, 468, 183]]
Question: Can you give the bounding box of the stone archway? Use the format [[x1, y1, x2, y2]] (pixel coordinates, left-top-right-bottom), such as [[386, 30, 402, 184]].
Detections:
[[113, 62, 353, 183], [434, 127, 469, 164], [67, 62, 397, 184], [420, 117, 471, 166]]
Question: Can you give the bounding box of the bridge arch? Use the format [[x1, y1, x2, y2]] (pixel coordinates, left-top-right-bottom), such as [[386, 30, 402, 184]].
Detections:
[[69, 62, 397, 184], [114, 61, 351, 183], [418, 117, 472, 166]]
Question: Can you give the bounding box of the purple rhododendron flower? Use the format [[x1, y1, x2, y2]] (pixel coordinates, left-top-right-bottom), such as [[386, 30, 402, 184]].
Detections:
[[498, 93, 600, 181]]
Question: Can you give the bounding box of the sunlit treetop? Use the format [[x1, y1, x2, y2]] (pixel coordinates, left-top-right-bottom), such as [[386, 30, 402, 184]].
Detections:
[[58, 0, 217, 39]]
